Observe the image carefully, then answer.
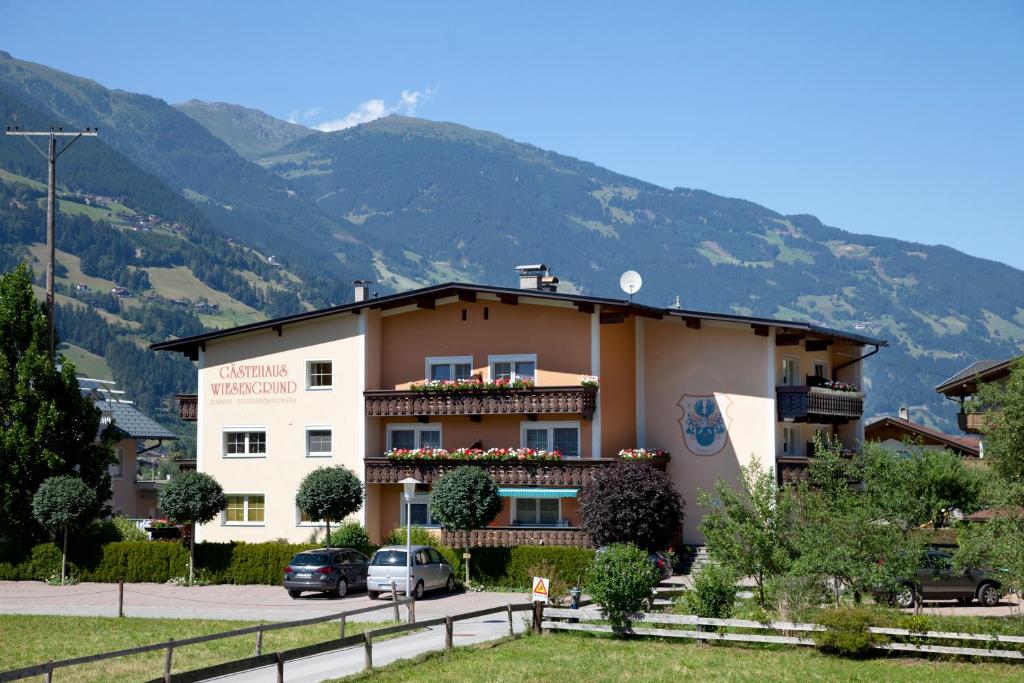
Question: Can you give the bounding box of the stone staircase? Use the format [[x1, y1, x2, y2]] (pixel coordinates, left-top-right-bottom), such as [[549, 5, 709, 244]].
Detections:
[[676, 545, 709, 575]]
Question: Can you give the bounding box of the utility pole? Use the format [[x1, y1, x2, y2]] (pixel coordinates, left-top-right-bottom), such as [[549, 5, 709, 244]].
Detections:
[[5, 125, 98, 358]]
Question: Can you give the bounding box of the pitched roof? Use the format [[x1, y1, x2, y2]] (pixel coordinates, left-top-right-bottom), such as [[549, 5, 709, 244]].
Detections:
[[934, 358, 1017, 395], [97, 400, 177, 440], [865, 416, 980, 457], [151, 281, 887, 359]]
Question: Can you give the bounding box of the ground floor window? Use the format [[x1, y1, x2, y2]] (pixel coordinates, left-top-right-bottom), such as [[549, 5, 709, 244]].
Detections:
[[296, 507, 324, 526], [399, 493, 439, 527], [513, 498, 561, 526], [225, 494, 265, 524]]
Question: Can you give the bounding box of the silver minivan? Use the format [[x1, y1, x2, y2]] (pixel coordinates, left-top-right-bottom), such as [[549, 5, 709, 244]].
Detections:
[[366, 545, 455, 600]]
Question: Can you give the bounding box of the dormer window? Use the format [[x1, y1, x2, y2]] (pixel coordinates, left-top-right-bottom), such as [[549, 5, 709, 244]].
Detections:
[[425, 356, 473, 381], [490, 354, 536, 382]]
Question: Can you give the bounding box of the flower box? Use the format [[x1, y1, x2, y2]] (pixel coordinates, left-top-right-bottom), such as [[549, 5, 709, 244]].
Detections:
[[618, 448, 671, 461], [385, 447, 563, 462]]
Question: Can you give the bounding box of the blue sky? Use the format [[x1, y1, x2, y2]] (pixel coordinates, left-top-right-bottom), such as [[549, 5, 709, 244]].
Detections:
[[3, 1, 1022, 268]]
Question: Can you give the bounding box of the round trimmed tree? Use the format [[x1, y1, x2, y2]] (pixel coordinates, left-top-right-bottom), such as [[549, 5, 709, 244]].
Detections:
[[430, 466, 502, 585], [580, 462, 684, 552], [295, 466, 363, 545], [32, 476, 98, 583], [159, 472, 227, 583]]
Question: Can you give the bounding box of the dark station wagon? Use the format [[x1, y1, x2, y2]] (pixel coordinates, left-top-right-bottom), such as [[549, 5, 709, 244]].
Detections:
[[283, 548, 369, 598]]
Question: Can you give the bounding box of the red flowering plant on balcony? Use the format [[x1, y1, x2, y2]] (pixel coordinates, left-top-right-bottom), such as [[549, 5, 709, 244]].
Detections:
[[408, 377, 536, 392], [817, 379, 860, 393], [618, 448, 671, 461], [385, 447, 563, 462]]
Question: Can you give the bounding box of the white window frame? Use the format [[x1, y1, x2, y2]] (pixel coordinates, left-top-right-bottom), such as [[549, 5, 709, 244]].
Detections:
[[781, 356, 801, 387], [386, 423, 443, 450], [109, 446, 124, 479], [399, 492, 440, 528], [223, 492, 267, 526], [811, 359, 829, 380], [305, 425, 334, 458], [488, 354, 538, 382], [305, 359, 334, 391], [424, 355, 474, 381], [519, 421, 581, 459], [295, 506, 325, 528], [222, 427, 268, 458], [511, 497, 563, 527], [782, 425, 799, 457]]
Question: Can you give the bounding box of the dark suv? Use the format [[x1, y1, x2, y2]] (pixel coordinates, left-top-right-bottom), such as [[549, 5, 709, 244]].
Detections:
[[283, 548, 369, 599], [888, 549, 1001, 608]]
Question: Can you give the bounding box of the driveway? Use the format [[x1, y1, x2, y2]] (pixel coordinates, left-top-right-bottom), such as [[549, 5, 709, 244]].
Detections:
[[0, 581, 526, 622]]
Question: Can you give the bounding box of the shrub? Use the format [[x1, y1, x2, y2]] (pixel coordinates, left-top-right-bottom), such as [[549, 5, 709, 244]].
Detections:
[[327, 522, 374, 556], [681, 562, 737, 619], [32, 475, 98, 582], [383, 526, 441, 548], [813, 607, 888, 657], [770, 573, 827, 623], [580, 462, 684, 552], [87, 542, 189, 582], [197, 542, 318, 585], [585, 543, 659, 629], [111, 517, 148, 543]]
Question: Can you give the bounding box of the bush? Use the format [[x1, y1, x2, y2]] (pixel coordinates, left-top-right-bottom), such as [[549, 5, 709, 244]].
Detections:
[[327, 522, 374, 556], [383, 526, 441, 548], [111, 517, 148, 543], [681, 562, 737, 619], [579, 462, 684, 551], [87, 542, 189, 582], [770, 574, 827, 623], [196, 542, 318, 585], [813, 607, 888, 657], [586, 543, 659, 629]]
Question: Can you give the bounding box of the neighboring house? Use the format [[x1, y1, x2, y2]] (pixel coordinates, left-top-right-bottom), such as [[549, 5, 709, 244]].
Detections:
[[153, 265, 885, 547], [866, 408, 981, 461], [935, 355, 1020, 434], [79, 379, 177, 518]]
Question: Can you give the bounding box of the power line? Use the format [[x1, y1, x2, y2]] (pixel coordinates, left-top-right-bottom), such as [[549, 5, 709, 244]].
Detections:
[[4, 125, 99, 358]]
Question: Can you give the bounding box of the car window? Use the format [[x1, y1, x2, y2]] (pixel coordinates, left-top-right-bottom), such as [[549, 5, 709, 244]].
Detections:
[[291, 553, 329, 566], [415, 550, 431, 566], [332, 553, 345, 564], [370, 550, 406, 566], [347, 551, 366, 563], [428, 548, 444, 564]]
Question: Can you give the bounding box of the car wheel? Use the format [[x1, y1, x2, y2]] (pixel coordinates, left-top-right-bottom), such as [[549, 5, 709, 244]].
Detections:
[[894, 585, 917, 609], [288, 589, 302, 599], [367, 590, 379, 600], [414, 581, 425, 600], [977, 583, 1000, 607], [333, 579, 347, 599], [446, 574, 455, 593]]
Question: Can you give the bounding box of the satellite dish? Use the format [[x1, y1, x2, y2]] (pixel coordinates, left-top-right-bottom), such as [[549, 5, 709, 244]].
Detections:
[[619, 270, 643, 300]]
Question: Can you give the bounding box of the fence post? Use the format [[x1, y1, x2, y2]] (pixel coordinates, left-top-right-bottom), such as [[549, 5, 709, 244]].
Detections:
[[364, 632, 373, 671], [276, 652, 284, 683], [118, 581, 124, 618], [43, 661, 53, 683], [532, 601, 543, 634], [445, 616, 453, 649], [409, 597, 416, 624], [507, 604, 514, 636], [339, 613, 347, 639], [391, 582, 400, 622], [254, 626, 263, 657], [163, 639, 174, 683]]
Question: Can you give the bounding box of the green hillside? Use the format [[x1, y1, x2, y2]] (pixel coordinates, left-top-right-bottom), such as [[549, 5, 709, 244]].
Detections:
[[175, 100, 314, 160]]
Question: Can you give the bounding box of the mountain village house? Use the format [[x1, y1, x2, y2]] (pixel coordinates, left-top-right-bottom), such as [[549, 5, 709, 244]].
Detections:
[[153, 266, 884, 546]]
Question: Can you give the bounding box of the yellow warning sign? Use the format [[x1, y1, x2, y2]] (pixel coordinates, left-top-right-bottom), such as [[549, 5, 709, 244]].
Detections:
[[532, 576, 550, 602]]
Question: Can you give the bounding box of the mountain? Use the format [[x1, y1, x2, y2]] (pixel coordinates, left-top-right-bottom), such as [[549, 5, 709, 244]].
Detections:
[[2, 53, 1022, 433], [175, 100, 314, 160]]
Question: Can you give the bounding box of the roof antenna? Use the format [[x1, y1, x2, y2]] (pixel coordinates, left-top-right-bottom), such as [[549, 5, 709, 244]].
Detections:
[[672, 295, 681, 309], [619, 270, 642, 302]]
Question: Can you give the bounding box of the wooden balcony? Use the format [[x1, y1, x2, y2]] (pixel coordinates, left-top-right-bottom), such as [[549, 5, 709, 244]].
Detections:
[[364, 386, 597, 420], [175, 394, 198, 422], [776, 386, 864, 423], [364, 456, 667, 487], [958, 412, 986, 434], [441, 527, 593, 548]]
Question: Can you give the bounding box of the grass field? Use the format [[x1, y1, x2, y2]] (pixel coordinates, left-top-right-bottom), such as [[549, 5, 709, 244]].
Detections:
[[145, 265, 265, 326], [342, 631, 1024, 683], [59, 343, 113, 379], [0, 614, 381, 682]]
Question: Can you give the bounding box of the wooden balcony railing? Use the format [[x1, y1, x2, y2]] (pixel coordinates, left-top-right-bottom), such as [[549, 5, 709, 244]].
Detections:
[[958, 412, 987, 434], [175, 394, 198, 422], [364, 386, 597, 419], [776, 386, 864, 423], [364, 456, 667, 487], [441, 527, 593, 548]]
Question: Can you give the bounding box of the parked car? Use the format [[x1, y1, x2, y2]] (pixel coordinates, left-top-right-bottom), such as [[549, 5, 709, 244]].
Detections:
[[283, 548, 369, 599], [882, 549, 1001, 608], [366, 545, 455, 600], [595, 547, 674, 582]]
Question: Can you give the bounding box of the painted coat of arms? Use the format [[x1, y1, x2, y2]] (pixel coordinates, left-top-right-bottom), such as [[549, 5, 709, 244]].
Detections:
[[677, 394, 731, 456]]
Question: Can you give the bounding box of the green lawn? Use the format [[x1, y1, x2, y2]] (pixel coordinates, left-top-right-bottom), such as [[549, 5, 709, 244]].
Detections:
[[341, 631, 1024, 682], [0, 615, 380, 682]]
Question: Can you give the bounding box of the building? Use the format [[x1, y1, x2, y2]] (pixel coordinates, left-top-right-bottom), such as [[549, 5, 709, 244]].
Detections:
[[865, 408, 981, 460], [153, 267, 884, 546], [935, 356, 1020, 434]]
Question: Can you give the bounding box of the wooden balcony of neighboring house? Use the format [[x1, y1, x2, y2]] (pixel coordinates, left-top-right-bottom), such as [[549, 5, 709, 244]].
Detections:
[[364, 386, 598, 420], [441, 527, 594, 548], [175, 394, 198, 422], [776, 383, 864, 423], [958, 411, 987, 434], [363, 456, 668, 487]]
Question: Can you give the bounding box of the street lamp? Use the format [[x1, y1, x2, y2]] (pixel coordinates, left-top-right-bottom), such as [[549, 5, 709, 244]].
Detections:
[[399, 477, 420, 598]]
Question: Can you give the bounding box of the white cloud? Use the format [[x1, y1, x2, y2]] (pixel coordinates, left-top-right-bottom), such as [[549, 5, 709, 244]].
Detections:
[[304, 106, 325, 118], [286, 109, 300, 124], [313, 87, 435, 132]]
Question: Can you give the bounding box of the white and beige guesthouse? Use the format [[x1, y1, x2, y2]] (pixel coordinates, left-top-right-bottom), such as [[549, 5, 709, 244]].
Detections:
[[154, 266, 884, 547]]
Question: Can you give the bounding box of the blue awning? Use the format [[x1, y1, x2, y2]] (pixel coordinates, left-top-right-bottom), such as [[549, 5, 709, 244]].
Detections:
[[497, 488, 578, 499]]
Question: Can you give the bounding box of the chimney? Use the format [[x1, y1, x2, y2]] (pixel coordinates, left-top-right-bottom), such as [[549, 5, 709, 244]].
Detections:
[[353, 280, 372, 302], [899, 406, 909, 421], [515, 264, 558, 292]]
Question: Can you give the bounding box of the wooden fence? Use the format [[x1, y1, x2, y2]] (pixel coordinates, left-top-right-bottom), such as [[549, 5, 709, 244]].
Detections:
[[542, 608, 1024, 661]]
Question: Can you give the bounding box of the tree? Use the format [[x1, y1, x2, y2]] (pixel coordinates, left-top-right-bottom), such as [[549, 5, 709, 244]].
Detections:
[[430, 466, 502, 585], [295, 466, 363, 544], [0, 265, 113, 546], [579, 462, 684, 552], [32, 476, 97, 582], [699, 456, 795, 607], [585, 543, 659, 630], [159, 472, 227, 583]]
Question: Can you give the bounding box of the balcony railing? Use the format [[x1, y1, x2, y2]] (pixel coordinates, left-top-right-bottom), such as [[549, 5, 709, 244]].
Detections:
[[958, 412, 986, 434], [364, 386, 597, 419], [175, 394, 198, 422], [776, 385, 864, 423], [441, 527, 593, 548], [364, 456, 667, 487]]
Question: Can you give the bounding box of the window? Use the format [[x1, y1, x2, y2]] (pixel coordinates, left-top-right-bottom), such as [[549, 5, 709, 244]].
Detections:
[[387, 424, 442, 450], [521, 422, 580, 458], [812, 360, 828, 379], [399, 493, 439, 527], [306, 427, 332, 457], [489, 354, 537, 382], [109, 447, 124, 478], [514, 498, 561, 526], [223, 429, 267, 457], [224, 494, 265, 524], [296, 507, 324, 526], [425, 356, 473, 381], [781, 357, 800, 387], [782, 426, 799, 457], [306, 360, 333, 390]]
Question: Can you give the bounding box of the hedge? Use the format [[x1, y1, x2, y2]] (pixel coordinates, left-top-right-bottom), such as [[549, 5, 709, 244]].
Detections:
[[446, 546, 595, 590]]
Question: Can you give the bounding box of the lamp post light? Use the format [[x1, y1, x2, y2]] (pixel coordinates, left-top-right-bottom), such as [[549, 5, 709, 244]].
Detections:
[[399, 477, 420, 599]]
